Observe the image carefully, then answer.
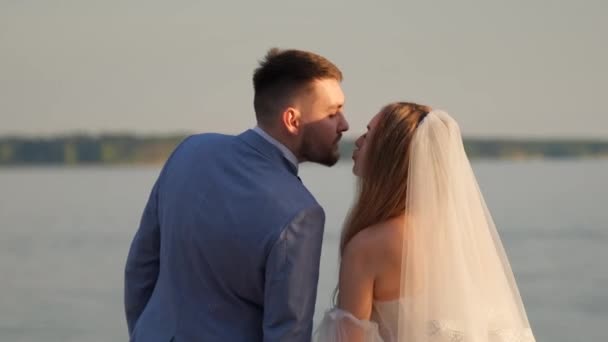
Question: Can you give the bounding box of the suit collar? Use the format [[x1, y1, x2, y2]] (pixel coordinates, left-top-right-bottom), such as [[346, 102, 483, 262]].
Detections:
[[238, 129, 299, 177], [252, 126, 299, 172]]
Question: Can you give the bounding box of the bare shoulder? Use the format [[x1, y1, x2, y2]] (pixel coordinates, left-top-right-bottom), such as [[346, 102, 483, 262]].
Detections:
[[371, 216, 406, 262], [338, 216, 407, 315], [342, 215, 406, 273]]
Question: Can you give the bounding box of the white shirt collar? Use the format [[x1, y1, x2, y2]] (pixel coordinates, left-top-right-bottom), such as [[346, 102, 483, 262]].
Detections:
[[252, 126, 299, 172]]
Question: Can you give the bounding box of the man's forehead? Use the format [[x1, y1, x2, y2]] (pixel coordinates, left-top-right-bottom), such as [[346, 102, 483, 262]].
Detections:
[[326, 82, 345, 105], [328, 94, 345, 108], [310, 78, 344, 104]]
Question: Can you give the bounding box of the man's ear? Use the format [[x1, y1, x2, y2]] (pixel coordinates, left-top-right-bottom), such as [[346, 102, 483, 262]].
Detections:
[[282, 107, 301, 135]]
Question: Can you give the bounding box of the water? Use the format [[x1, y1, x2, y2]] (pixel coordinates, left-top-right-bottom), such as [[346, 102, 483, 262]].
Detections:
[[0, 160, 606, 341]]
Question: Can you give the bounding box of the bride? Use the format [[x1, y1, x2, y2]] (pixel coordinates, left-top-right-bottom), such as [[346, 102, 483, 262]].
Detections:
[[315, 102, 536, 341]]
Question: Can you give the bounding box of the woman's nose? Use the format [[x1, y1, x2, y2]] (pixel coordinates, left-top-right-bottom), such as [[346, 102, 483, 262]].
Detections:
[[355, 135, 363, 148]]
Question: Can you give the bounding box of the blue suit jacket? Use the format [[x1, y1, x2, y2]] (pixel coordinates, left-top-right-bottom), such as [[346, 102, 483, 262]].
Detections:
[[124, 130, 325, 341]]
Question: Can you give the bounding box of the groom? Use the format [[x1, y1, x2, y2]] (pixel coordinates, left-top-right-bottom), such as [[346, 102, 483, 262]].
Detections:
[[124, 48, 349, 341]]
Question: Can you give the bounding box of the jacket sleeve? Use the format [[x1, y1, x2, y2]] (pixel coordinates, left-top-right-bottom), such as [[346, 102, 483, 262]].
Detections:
[[262, 205, 326, 342], [124, 179, 161, 334]]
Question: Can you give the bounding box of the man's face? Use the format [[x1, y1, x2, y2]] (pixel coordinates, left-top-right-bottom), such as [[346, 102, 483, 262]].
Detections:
[[296, 78, 349, 166]]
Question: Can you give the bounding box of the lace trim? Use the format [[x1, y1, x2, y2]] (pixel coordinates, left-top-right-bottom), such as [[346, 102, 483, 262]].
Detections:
[[427, 320, 535, 342]]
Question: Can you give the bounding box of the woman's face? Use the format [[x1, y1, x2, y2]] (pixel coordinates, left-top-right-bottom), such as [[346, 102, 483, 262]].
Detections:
[[352, 111, 382, 177]]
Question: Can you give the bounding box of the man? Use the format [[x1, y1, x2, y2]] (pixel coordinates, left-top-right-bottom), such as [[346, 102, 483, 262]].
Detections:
[[124, 48, 349, 341]]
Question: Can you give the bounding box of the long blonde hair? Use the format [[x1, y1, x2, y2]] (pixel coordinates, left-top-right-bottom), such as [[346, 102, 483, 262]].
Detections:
[[340, 102, 431, 256]]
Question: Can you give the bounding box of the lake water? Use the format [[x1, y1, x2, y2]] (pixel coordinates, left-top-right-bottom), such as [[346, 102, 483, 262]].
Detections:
[[0, 160, 606, 341]]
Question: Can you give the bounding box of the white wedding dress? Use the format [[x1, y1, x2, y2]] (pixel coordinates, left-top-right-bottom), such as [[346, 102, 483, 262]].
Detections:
[[314, 110, 536, 342], [315, 298, 535, 341], [315, 299, 403, 342]]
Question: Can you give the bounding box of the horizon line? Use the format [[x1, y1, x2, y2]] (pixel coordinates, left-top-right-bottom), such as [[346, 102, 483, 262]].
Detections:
[[1, 131, 607, 143]]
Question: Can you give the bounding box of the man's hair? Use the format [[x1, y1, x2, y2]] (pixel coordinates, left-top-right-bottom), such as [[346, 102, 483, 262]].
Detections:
[[252, 48, 343, 124]]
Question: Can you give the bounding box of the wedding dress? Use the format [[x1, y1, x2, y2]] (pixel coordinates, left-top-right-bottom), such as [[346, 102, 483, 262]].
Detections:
[[314, 110, 536, 342], [315, 298, 534, 341]]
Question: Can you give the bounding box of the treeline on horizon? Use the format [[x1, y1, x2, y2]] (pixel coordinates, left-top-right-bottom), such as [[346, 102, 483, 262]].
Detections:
[[1, 134, 607, 166]]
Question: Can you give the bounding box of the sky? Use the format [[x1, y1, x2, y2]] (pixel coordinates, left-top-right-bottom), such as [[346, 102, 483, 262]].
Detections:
[[1, 0, 606, 139]]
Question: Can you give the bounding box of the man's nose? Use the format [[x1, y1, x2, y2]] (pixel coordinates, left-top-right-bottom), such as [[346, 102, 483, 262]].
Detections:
[[339, 114, 349, 132]]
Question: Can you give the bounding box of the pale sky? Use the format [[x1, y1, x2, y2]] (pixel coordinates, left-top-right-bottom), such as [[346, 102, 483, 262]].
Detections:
[[1, 0, 606, 138]]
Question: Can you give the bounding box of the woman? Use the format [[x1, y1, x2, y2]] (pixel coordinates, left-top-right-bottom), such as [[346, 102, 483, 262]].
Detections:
[[315, 102, 535, 341]]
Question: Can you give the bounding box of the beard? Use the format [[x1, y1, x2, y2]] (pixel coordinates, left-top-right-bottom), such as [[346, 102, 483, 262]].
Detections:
[[300, 128, 341, 167]]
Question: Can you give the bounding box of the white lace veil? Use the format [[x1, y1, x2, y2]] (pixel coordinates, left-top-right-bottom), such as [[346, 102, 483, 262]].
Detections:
[[398, 110, 535, 341]]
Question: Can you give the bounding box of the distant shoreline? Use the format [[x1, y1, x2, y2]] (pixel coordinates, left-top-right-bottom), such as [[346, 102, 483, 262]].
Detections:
[[1, 134, 607, 167]]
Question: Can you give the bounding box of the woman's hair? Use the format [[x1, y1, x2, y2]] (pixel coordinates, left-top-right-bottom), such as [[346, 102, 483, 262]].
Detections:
[[340, 102, 431, 256]]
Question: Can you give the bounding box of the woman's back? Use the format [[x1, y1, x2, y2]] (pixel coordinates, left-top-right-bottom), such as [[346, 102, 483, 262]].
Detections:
[[315, 216, 407, 342], [364, 215, 406, 303], [362, 216, 407, 341]]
